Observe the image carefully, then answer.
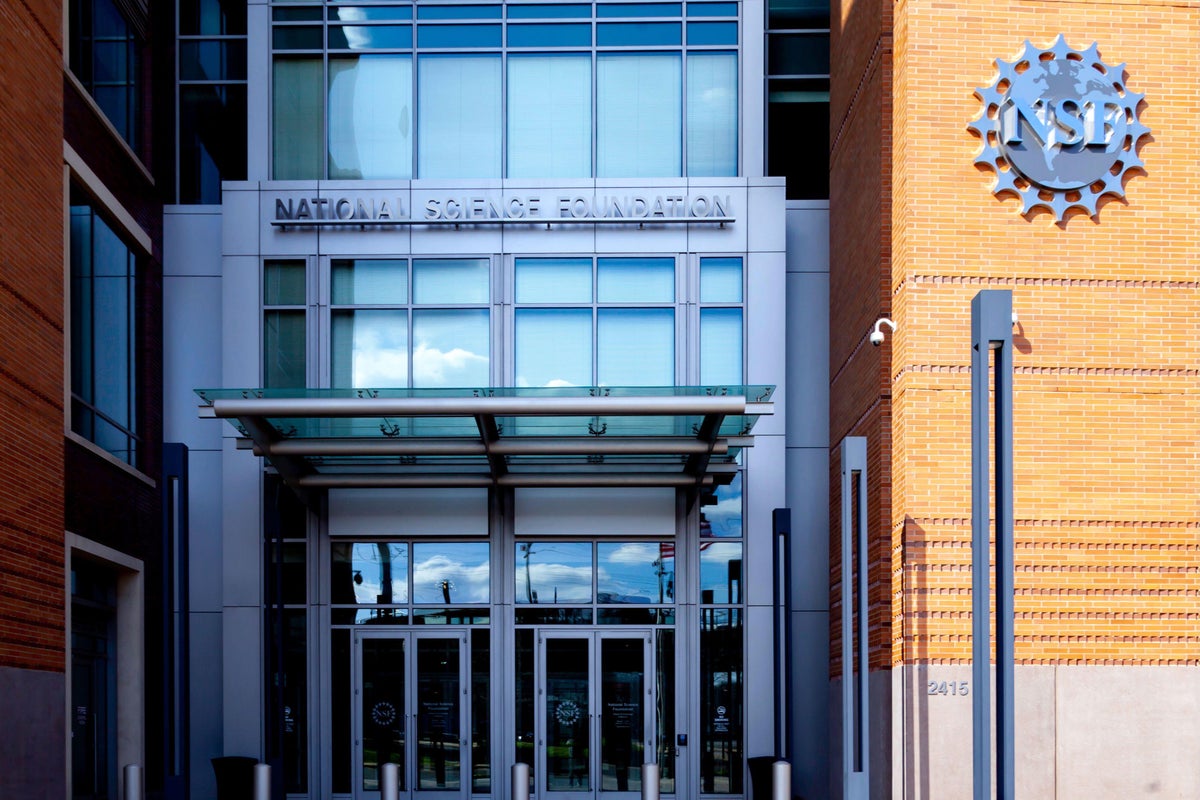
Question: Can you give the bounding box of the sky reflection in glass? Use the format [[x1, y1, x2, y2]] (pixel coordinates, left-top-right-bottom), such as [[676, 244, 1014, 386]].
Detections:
[[699, 541, 742, 603], [412, 542, 490, 603], [516, 542, 592, 604], [598, 542, 675, 603]]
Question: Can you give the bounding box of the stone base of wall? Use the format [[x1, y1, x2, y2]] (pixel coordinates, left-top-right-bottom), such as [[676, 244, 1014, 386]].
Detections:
[[0, 665, 65, 798]]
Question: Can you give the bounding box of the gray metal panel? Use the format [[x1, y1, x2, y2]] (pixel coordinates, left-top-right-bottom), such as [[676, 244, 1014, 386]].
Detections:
[[220, 256, 262, 390], [745, 433, 786, 607], [164, 208, 223, 276], [745, 248, 787, 439], [187, 449, 224, 613], [164, 273, 223, 448], [245, 2, 270, 181], [785, 271, 830, 449], [740, 0, 767, 178], [784, 205, 830, 274], [744, 604, 778, 760], [784, 448, 829, 611], [222, 439, 262, 608], [221, 187, 262, 257], [188, 612, 224, 800], [222, 604, 264, 757], [788, 611, 830, 800]]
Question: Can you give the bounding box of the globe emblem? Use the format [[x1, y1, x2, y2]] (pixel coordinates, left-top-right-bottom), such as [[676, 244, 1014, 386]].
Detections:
[[968, 36, 1149, 220]]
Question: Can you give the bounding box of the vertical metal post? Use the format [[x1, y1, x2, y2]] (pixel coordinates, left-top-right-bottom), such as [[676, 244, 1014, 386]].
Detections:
[[641, 762, 660, 800], [840, 437, 869, 800], [971, 290, 1015, 800], [772, 508, 792, 760], [771, 759, 791, 800], [512, 762, 531, 800], [253, 763, 271, 800], [122, 764, 142, 800], [381, 763, 400, 800]]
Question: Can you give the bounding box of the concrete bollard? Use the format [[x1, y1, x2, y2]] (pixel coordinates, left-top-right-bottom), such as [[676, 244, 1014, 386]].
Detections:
[[122, 764, 142, 800], [771, 759, 790, 800], [381, 762, 400, 800], [641, 763, 660, 800], [253, 762, 271, 800], [512, 762, 531, 800]]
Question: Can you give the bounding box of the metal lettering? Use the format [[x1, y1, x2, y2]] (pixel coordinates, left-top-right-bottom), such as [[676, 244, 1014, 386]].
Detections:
[[275, 198, 294, 220]]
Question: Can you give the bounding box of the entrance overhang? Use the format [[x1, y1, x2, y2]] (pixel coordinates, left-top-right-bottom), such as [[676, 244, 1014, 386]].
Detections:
[[197, 386, 773, 500]]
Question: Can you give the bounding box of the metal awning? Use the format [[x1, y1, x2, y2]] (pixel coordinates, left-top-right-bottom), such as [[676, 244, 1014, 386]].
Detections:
[[197, 386, 773, 498]]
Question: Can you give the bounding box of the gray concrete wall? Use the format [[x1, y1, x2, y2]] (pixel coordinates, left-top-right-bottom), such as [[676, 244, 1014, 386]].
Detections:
[[0, 666, 66, 798], [891, 664, 1200, 799]]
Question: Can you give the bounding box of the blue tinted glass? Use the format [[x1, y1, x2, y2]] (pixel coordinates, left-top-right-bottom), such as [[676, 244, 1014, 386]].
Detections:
[[417, 55, 502, 177], [700, 473, 742, 537], [330, 6, 413, 21], [273, 8, 322, 22], [700, 308, 742, 384], [515, 309, 592, 388], [686, 21, 737, 44], [597, 22, 681, 45], [328, 55, 414, 179], [507, 55, 592, 176], [412, 258, 490, 303], [598, 542, 675, 603], [699, 542, 742, 602], [515, 258, 593, 303], [699, 257, 742, 302], [597, 53, 681, 177], [331, 309, 408, 388], [507, 23, 591, 47], [328, 25, 413, 49], [597, 309, 674, 386], [412, 542, 491, 603], [516, 542, 593, 604], [418, 24, 502, 47], [412, 310, 490, 387], [598, 3, 682, 16], [597, 258, 674, 302], [273, 26, 324, 49], [687, 2, 737, 15], [507, 3, 591, 17], [417, 4, 501, 18], [687, 52, 737, 175]]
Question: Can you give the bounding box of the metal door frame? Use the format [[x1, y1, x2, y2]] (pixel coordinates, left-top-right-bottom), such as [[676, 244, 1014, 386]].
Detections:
[[353, 629, 470, 800], [534, 629, 655, 800]]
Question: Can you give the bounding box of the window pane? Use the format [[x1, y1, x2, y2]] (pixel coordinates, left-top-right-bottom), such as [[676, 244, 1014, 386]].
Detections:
[[700, 257, 742, 302], [411, 542, 491, 603], [700, 472, 742, 537], [274, 58, 323, 179], [508, 4, 592, 18], [688, 2, 738, 16], [507, 55, 591, 178], [265, 260, 306, 306], [329, 7, 412, 21], [515, 309, 592, 388], [264, 310, 306, 388], [598, 542, 675, 604], [417, 24, 502, 47], [598, 54, 681, 178], [596, 22, 681, 45], [412, 258, 489, 304], [699, 608, 742, 794], [328, 25, 413, 50], [179, 40, 247, 80], [516, 542, 593, 604], [331, 310, 408, 388], [329, 55, 413, 179], [179, 84, 248, 204], [507, 22, 591, 46], [686, 21, 737, 44], [687, 53, 737, 176], [700, 308, 742, 384], [768, 31, 830, 75], [514, 258, 592, 303], [597, 258, 674, 303], [418, 55, 501, 178], [699, 542, 742, 603], [598, 309, 674, 386], [181, 0, 248, 34], [273, 26, 324, 49], [332, 259, 408, 305], [767, 78, 829, 199], [597, 3, 682, 16], [331, 542, 409, 604], [417, 5, 502, 19], [767, 0, 829, 28], [412, 310, 490, 387]]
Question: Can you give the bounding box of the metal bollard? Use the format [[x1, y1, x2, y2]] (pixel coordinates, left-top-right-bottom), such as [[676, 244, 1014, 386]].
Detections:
[[381, 763, 400, 800], [253, 763, 271, 800], [771, 759, 790, 800], [512, 762, 531, 800], [122, 764, 142, 800], [641, 763, 660, 800]]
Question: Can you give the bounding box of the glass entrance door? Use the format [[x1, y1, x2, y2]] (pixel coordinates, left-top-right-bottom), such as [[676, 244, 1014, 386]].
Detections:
[[355, 631, 468, 800], [537, 631, 653, 800]]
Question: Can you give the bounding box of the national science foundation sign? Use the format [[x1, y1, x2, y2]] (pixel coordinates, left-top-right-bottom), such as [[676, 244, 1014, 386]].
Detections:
[[968, 36, 1149, 220]]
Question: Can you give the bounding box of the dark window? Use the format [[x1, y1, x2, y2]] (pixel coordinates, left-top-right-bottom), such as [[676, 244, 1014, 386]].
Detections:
[[72, 559, 118, 800], [69, 0, 141, 150], [70, 189, 140, 467]]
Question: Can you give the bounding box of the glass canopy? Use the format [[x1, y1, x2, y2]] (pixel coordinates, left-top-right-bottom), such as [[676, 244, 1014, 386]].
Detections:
[[197, 385, 773, 495]]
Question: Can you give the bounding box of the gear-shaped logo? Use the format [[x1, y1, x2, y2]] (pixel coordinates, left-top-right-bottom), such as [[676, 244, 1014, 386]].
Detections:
[[968, 36, 1149, 220]]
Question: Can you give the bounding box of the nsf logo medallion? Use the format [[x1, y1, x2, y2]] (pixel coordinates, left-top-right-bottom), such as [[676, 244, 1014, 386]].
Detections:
[[968, 36, 1149, 220]]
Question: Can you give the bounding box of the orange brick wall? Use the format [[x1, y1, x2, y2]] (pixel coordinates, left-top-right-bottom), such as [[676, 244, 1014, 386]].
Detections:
[[0, 0, 65, 672], [886, 2, 1199, 665]]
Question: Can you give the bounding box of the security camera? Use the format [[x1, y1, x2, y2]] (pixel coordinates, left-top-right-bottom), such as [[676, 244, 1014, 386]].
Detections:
[[870, 317, 896, 346]]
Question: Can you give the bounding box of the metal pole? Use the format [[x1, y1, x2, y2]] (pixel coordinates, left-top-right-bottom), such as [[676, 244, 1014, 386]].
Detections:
[[122, 764, 142, 800], [840, 436, 869, 800], [771, 759, 790, 800], [971, 290, 1015, 800], [253, 763, 271, 800], [512, 762, 531, 800], [381, 763, 400, 800], [641, 763, 660, 800]]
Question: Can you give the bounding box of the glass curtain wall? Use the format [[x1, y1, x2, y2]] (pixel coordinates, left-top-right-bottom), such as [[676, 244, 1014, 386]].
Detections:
[[270, 1, 738, 179], [69, 0, 143, 151], [765, 0, 830, 198]]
